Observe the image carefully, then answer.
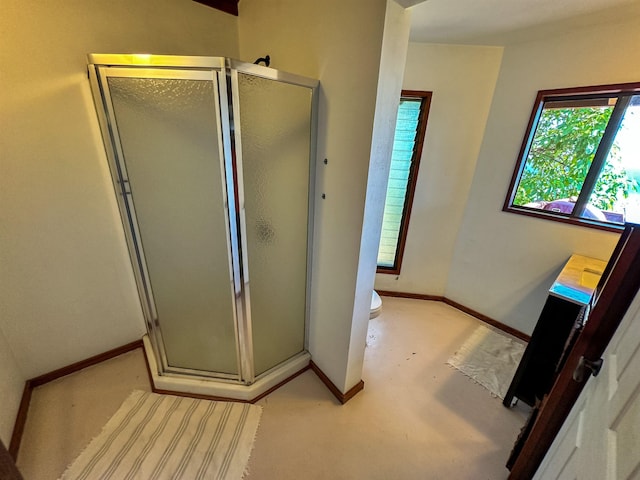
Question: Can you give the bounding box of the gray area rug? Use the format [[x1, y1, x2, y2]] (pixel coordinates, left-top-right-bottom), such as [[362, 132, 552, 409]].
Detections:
[[59, 390, 261, 480], [447, 325, 525, 399]]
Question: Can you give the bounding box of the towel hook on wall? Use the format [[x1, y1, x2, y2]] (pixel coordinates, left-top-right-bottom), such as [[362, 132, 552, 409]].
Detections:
[[253, 55, 271, 67]]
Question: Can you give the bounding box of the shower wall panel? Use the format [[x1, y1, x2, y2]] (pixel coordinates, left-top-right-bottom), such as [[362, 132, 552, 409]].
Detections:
[[236, 74, 312, 376], [105, 72, 238, 376]]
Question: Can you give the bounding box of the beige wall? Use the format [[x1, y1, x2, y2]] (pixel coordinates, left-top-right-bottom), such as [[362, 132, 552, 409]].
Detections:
[[375, 43, 503, 295], [447, 15, 640, 335], [348, 1, 411, 389], [0, 0, 239, 440], [238, 0, 397, 392], [0, 0, 400, 441]]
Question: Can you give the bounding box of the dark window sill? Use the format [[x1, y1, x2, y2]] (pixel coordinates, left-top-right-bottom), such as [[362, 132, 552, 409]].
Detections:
[[376, 266, 400, 275], [503, 205, 624, 233]]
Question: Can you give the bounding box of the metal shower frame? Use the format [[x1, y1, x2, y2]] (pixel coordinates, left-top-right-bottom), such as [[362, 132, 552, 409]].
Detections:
[[87, 54, 318, 386]]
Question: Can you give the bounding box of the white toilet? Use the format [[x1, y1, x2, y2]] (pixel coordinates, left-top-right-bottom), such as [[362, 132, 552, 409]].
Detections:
[[370, 290, 383, 319]]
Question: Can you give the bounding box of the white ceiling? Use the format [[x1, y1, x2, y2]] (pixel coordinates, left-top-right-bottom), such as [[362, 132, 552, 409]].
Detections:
[[409, 0, 640, 45]]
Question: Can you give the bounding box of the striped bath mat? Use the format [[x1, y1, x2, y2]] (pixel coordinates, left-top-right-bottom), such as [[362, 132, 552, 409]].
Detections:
[[59, 390, 262, 480]]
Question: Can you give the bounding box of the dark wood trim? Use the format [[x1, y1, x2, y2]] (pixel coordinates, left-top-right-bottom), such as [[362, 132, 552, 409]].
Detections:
[[192, 0, 239, 16], [503, 81, 640, 230], [28, 340, 143, 388], [9, 340, 143, 460], [152, 388, 251, 404], [5, 289, 527, 460], [545, 98, 612, 109], [145, 349, 363, 406], [145, 348, 363, 405], [309, 361, 364, 404], [391, 90, 432, 275], [533, 81, 640, 98], [376, 290, 530, 342], [376, 266, 400, 275], [342, 380, 365, 403], [8, 383, 33, 460], [442, 298, 531, 342], [5, 290, 529, 464], [249, 365, 311, 403], [509, 223, 640, 478], [376, 290, 444, 302], [503, 90, 545, 212], [377, 90, 432, 275], [367, 288, 530, 344], [503, 205, 623, 233], [10, 337, 312, 459]]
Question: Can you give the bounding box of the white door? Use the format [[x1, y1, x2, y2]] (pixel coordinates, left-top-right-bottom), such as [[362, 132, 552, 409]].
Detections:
[[534, 290, 640, 479]]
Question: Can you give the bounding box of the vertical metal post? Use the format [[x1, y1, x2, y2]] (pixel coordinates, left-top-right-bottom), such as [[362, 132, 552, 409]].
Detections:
[[573, 95, 631, 218], [226, 63, 256, 384]]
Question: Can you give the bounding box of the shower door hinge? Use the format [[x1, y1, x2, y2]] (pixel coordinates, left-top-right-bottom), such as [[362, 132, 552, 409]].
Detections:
[[120, 179, 131, 195]]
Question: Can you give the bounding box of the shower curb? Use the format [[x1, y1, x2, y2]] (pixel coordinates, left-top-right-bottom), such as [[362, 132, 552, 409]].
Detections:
[[8, 293, 513, 461]]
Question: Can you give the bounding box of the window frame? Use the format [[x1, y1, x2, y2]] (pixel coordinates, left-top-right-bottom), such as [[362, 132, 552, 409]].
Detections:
[[503, 81, 640, 232], [377, 90, 432, 275]]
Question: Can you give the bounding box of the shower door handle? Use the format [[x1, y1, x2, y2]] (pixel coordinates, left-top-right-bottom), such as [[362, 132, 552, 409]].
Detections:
[[572, 356, 603, 383]]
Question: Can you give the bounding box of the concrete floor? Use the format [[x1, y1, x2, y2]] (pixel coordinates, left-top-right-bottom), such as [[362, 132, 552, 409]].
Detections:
[[16, 297, 530, 479]]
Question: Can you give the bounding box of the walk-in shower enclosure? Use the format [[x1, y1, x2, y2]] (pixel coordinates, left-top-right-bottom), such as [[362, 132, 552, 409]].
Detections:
[[88, 54, 318, 400]]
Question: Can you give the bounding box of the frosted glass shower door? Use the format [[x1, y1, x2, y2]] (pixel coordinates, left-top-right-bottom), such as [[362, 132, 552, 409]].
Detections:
[[235, 72, 314, 376], [100, 69, 239, 376]]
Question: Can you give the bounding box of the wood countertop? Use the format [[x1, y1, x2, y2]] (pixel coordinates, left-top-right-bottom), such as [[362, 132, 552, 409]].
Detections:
[[548, 254, 608, 306]]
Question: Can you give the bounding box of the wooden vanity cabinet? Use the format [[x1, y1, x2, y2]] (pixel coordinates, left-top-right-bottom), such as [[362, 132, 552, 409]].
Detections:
[[503, 254, 607, 408]]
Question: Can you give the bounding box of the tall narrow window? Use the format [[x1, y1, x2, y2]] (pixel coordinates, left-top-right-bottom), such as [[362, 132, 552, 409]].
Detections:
[[377, 90, 431, 274]]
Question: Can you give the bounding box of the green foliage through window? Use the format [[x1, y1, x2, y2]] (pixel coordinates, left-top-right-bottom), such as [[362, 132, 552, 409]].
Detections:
[[507, 84, 640, 227]]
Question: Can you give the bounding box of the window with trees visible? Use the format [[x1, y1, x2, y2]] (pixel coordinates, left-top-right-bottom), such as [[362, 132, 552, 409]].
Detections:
[[377, 90, 431, 274], [504, 83, 640, 230]]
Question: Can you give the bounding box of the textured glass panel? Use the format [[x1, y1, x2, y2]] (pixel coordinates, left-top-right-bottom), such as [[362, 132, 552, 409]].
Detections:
[[108, 76, 238, 375], [237, 73, 312, 376]]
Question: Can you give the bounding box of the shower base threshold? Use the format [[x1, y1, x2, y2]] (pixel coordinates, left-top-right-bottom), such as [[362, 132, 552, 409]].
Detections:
[[142, 335, 311, 402]]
